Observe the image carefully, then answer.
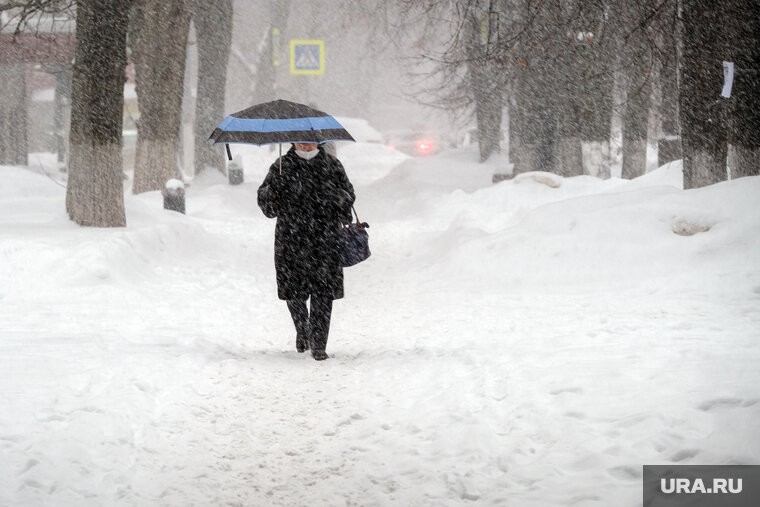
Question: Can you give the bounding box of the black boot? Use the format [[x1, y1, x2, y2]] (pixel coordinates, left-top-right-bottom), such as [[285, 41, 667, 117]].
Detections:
[[287, 299, 310, 353], [296, 323, 310, 353], [312, 350, 329, 361], [309, 296, 333, 361]]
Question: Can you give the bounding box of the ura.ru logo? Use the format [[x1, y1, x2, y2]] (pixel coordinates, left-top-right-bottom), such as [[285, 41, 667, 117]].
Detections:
[[661, 477, 742, 494]]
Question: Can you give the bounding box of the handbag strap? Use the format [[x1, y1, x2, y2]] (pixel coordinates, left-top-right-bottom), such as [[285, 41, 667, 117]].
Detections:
[[351, 205, 366, 230]]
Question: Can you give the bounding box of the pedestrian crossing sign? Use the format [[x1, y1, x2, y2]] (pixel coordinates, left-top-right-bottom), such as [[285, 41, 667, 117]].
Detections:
[[290, 40, 325, 75]]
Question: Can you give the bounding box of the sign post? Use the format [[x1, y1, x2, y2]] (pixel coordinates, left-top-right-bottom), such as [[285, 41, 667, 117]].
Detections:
[[272, 28, 281, 67]]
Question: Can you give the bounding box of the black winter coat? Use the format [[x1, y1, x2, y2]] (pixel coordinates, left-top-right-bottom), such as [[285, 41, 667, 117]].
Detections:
[[257, 146, 355, 301]]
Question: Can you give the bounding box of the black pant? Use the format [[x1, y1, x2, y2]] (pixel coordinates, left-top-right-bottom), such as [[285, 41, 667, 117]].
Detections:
[[287, 296, 333, 352]]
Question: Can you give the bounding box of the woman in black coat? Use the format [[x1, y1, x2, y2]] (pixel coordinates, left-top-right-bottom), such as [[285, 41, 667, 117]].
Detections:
[[257, 142, 355, 360]]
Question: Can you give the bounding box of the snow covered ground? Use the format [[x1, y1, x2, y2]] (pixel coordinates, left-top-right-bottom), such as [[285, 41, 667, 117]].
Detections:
[[1, 145, 759, 506]]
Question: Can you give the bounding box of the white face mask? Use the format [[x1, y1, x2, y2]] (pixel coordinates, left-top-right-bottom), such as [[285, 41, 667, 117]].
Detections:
[[295, 148, 319, 160]]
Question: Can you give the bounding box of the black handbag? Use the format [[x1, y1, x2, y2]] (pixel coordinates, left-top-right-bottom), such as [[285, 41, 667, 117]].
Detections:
[[340, 206, 370, 267]]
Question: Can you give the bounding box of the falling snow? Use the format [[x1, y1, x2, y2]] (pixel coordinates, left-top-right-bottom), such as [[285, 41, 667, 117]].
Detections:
[[1, 1, 759, 505]]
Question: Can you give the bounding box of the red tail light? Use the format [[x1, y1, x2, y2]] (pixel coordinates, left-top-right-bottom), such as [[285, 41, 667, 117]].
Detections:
[[416, 140, 434, 154]]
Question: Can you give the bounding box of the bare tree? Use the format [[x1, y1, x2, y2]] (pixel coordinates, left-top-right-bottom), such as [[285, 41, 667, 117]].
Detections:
[[130, 0, 196, 194], [66, 0, 131, 226], [0, 0, 76, 166], [465, 0, 506, 162], [386, 0, 514, 162], [678, 0, 728, 189], [725, 0, 760, 179], [511, 16, 559, 175], [620, 2, 652, 179], [192, 0, 232, 176], [554, 3, 585, 177], [512, 0, 571, 175], [0, 63, 28, 165]]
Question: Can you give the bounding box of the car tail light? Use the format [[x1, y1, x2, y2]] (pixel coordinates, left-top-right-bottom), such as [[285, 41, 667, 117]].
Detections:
[[416, 139, 434, 154]]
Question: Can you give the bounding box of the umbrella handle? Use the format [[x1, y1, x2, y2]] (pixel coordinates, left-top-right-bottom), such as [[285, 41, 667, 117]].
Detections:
[[225, 144, 232, 161], [279, 144, 282, 175]]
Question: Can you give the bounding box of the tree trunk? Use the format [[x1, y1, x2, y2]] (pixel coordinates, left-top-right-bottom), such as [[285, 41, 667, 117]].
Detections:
[[555, 28, 584, 177], [508, 82, 531, 175], [621, 51, 650, 179], [556, 136, 583, 177], [65, 0, 130, 227], [646, 22, 665, 173], [679, 0, 728, 189], [0, 64, 28, 166], [180, 23, 197, 176], [474, 84, 503, 162], [725, 0, 760, 179], [646, 0, 680, 168], [466, 2, 504, 163], [646, 68, 662, 173], [532, 97, 558, 173], [519, 64, 558, 174], [658, 55, 682, 166], [661, 59, 680, 139], [619, 0, 651, 179], [193, 0, 232, 176], [576, 4, 614, 179], [53, 65, 73, 168], [509, 0, 560, 175], [131, 0, 195, 194], [609, 60, 626, 177]]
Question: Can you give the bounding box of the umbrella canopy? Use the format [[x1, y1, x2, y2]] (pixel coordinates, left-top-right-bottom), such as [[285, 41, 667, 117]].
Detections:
[[208, 99, 355, 146]]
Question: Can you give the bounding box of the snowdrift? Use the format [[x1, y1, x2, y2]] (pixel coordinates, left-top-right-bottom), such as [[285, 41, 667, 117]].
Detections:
[[1, 150, 758, 507]]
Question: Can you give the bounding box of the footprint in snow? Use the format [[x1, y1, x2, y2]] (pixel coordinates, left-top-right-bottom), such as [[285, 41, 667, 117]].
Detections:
[[549, 386, 583, 395], [608, 465, 641, 480], [323, 413, 366, 436], [19, 459, 39, 475], [670, 448, 700, 462], [698, 397, 758, 412]]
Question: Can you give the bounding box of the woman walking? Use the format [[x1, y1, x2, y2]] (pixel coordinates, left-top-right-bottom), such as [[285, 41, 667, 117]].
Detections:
[[257, 142, 355, 360]]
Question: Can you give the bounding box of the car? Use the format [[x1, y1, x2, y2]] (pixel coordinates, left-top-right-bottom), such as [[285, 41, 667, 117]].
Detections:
[[384, 131, 442, 157]]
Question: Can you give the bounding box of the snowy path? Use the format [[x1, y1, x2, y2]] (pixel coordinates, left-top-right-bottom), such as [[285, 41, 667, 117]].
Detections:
[[2, 158, 760, 506], [4, 283, 758, 505]]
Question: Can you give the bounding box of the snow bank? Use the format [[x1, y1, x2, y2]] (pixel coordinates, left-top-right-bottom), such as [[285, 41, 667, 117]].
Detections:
[[358, 156, 759, 297], [333, 117, 384, 144], [1, 150, 758, 507]]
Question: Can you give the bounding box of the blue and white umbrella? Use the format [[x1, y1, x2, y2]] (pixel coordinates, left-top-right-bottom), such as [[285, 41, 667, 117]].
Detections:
[[209, 99, 355, 158]]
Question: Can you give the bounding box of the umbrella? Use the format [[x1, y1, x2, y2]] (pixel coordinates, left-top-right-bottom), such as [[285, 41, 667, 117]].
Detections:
[[208, 99, 355, 169]]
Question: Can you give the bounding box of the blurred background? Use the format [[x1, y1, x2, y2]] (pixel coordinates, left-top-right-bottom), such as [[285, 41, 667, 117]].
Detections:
[[1, 0, 757, 198]]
